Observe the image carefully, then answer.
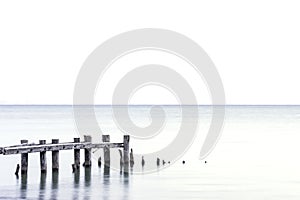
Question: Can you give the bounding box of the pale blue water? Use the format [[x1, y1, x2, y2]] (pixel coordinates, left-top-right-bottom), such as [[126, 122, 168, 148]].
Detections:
[[0, 105, 300, 199]]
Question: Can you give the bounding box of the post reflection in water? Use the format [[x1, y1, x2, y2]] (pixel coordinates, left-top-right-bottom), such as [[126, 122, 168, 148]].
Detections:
[[123, 164, 129, 177], [104, 166, 110, 176], [52, 171, 59, 189], [39, 172, 47, 199], [118, 163, 130, 200], [122, 175, 130, 200], [16, 166, 132, 199], [84, 167, 91, 186], [120, 163, 123, 175], [103, 166, 110, 200], [74, 170, 80, 186], [84, 167, 91, 200], [73, 170, 80, 200], [51, 171, 59, 199], [20, 173, 27, 199], [130, 165, 133, 175], [103, 167, 110, 183]]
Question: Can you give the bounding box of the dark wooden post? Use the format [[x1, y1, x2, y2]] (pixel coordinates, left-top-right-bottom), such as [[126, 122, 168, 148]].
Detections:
[[130, 148, 134, 168], [52, 139, 59, 172], [15, 164, 20, 176], [123, 135, 130, 174], [123, 135, 130, 165], [20, 140, 28, 174], [98, 157, 102, 168], [39, 140, 47, 173], [102, 135, 110, 168], [83, 135, 92, 167], [74, 138, 80, 170]]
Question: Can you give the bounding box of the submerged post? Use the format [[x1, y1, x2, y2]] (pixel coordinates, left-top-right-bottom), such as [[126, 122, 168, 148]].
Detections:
[[83, 135, 92, 167], [74, 138, 80, 170], [52, 139, 59, 172], [20, 140, 28, 174], [102, 135, 110, 168], [39, 140, 47, 173]]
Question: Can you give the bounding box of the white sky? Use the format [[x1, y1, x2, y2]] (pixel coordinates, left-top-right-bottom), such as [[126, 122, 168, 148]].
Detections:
[[0, 0, 300, 105]]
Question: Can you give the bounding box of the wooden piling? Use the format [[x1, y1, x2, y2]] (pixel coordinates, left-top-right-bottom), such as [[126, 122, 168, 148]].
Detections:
[[20, 140, 28, 174], [130, 148, 134, 168], [123, 135, 130, 165], [102, 135, 110, 168], [98, 157, 101, 168], [142, 156, 145, 167], [83, 135, 92, 167], [52, 139, 59, 172], [74, 138, 80, 170], [39, 140, 47, 173], [118, 149, 123, 167], [15, 164, 20, 176]]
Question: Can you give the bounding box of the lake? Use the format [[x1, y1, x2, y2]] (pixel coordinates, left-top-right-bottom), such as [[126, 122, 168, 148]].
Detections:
[[0, 105, 299, 199]]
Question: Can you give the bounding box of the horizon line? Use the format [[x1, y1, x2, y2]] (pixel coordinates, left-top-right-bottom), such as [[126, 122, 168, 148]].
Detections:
[[1, 104, 300, 106]]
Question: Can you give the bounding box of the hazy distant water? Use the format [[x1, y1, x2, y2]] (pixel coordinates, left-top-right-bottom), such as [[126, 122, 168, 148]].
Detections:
[[0, 105, 300, 199]]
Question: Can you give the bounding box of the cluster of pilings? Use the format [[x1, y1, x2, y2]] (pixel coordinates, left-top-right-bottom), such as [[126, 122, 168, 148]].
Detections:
[[0, 135, 130, 175]]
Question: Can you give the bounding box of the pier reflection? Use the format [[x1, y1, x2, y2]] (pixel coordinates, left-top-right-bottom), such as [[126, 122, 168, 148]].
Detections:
[[104, 166, 110, 176], [17, 166, 131, 199], [84, 167, 91, 187], [74, 170, 80, 186], [122, 175, 130, 200], [124, 164, 129, 177], [51, 171, 59, 199], [73, 170, 80, 200], [52, 171, 59, 189], [39, 172, 47, 199], [20, 173, 27, 199], [84, 167, 91, 200]]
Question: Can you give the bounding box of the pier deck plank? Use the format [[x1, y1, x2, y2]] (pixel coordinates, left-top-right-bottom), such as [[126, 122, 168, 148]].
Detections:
[[0, 142, 124, 155]]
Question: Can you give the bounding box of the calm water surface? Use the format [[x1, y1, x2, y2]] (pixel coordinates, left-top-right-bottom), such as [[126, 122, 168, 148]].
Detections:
[[0, 105, 299, 199]]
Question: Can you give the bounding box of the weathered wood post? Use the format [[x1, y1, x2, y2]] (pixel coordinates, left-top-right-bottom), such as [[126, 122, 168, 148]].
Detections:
[[39, 140, 47, 173], [118, 149, 123, 168], [102, 135, 110, 168], [20, 140, 28, 174], [52, 139, 59, 172], [123, 135, 130, 174], [130, 148, 134, 168], [74, 138, 80, 170], [123, 135, 130, 165], [83, 135, 92, 167]]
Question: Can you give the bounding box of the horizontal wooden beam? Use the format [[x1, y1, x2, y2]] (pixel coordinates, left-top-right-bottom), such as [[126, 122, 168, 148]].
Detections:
[[1, 142, 124, 155]]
